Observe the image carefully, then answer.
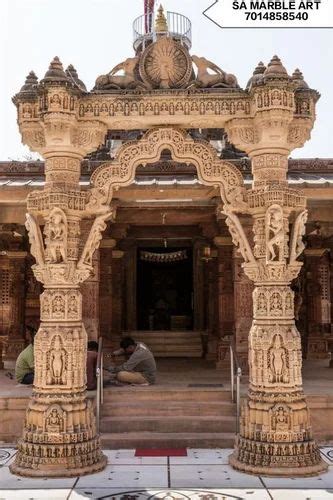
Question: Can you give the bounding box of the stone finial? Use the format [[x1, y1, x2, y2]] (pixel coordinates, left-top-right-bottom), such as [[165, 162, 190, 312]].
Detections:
[[264, 55, 289, 80], [292, 68, 309, 89], [155, 4, 168, 32], [66, 64, 87, 90], [246, 61, 266, 90], [42, 56, 69, 82], [19, 71, 38, 92]]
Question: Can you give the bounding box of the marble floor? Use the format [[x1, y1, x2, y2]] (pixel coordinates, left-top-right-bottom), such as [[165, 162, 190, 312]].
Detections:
[[1, 447, 333, 499]]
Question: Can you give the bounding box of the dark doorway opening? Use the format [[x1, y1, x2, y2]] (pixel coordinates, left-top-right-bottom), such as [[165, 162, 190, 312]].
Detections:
[[137, 247, 193, 331]]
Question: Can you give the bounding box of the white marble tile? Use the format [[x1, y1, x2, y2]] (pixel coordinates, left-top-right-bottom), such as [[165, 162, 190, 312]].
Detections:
[[261, 467, 333, 489], [76, 465, 168, 489], [320, 446, 333, 464], [170, 464, 264, 488], [0, 448, 16, 466], [103, 449, 167, 465], [70, 489, 271, 500], [268, 489, 333, 500], [0, 465, 77, 489], [0, 489, 71, 500], [170, 448, 233, 465]]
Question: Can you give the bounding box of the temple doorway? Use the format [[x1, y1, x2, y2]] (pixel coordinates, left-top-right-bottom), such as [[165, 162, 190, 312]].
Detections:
[[137, 247, 193, 331]]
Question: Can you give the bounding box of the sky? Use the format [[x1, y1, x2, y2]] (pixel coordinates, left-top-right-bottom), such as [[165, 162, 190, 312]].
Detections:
[[1, 0, 333, 160]]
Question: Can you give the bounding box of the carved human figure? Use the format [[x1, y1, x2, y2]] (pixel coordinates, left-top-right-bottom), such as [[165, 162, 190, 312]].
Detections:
[[272, 406, 290, 431], [225, 213, 256, 265], [48, 336, 67, 385], [290, 210, 308, 263], [95, 57, 140, 90], [266, 206, 284, 262], [46, 408, 62, 432], [44, 208, 67, 263], [78, 212, 112, 269], [68, 295, 78, 317], [192, 55, 238, 88], [268, 334, 288, 383], [25, 214, 45, 266]]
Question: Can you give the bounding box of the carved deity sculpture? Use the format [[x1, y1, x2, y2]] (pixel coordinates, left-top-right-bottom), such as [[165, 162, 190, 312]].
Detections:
[[78, 212, 113, 269], [94, 57, 141, 90], [192, 55, 239, 88], [47, 335, 67, 385], [266, 205, 284, 262], [45, 406, 66, 433], [272, 405, 291, 432], [268, 334, 289, 383], [44, 208, 67, 263], [25, 214, 45, 266], [290, 210, 308, 263]]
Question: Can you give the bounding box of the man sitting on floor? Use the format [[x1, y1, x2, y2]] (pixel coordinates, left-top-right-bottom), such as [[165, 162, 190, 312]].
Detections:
[[111, 336, 156, 385], [15, 325, 36, 385]]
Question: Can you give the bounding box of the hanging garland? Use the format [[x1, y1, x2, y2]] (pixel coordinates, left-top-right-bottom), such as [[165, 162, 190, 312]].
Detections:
[[140, 250, 187, 263]]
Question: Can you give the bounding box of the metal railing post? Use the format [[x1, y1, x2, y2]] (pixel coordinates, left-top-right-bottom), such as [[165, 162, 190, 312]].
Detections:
[[236, 367, 241, 434], [230, 345, 235, 403], [96, 337, 103, 434]]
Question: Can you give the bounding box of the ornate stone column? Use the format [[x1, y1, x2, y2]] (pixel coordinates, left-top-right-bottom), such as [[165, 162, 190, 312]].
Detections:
[[233, 247, 253, 371], [2, 251, 27, 366], [99, 239, 116, 341], [81, 221, 100, 341], [304, 239, 331, 360], [214, 237, 234, 365], [225, 58, 326, 475], [10, 59, 108, 477]]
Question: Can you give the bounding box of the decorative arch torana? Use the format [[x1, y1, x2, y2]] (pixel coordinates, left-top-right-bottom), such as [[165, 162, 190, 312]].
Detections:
[[87, 127, 247, 213]]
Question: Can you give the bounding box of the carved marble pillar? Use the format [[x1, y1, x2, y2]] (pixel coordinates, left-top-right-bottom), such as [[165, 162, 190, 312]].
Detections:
[[10, 58, 108, 477], [123, 240, 137, 332], [193, 239, 205, 331], [233, 249, 253, 371], [225, 57, 326, 475], [111, 250, 125, 336], [81, 221, 100, 341], [2, 251, 27, 366], [213, 237, 234, 364], [99, 239, 116, 341], [305, 246, 331, 360], [0, 254, 11, 339]]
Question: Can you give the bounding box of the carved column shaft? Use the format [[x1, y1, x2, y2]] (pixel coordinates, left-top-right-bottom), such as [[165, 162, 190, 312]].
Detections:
[[213, 239, 235, 364], [81, 221, 100, 341], [2, 252, 27, 366], [11, 59, 108, 477], [99, 239, 116, 341], [225, 64, 326, 475], [305, 248, 331, 360]]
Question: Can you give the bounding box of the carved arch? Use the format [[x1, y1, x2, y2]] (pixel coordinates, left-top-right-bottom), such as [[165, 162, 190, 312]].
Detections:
[[87, 127, 247, 213]]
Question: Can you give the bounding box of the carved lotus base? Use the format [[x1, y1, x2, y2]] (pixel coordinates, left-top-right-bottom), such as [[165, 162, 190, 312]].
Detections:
[[10, 438, 107, 477], [230, 436, 327, 477]]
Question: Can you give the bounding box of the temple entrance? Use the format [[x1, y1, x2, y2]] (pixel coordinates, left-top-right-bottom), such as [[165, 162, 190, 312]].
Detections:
[[137, 247, 193, 331]]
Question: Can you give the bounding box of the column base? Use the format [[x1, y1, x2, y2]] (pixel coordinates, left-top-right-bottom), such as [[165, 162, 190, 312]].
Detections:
[[10, 440, 107, 478], [230, 437, 328, 477]]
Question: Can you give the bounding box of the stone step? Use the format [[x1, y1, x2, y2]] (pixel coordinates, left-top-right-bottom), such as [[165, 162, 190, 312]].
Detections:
[[101, 401, 236, 417], [101, 431, 235, 449], [100, 415, 236, 434], [103, 388, 231, 403]]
